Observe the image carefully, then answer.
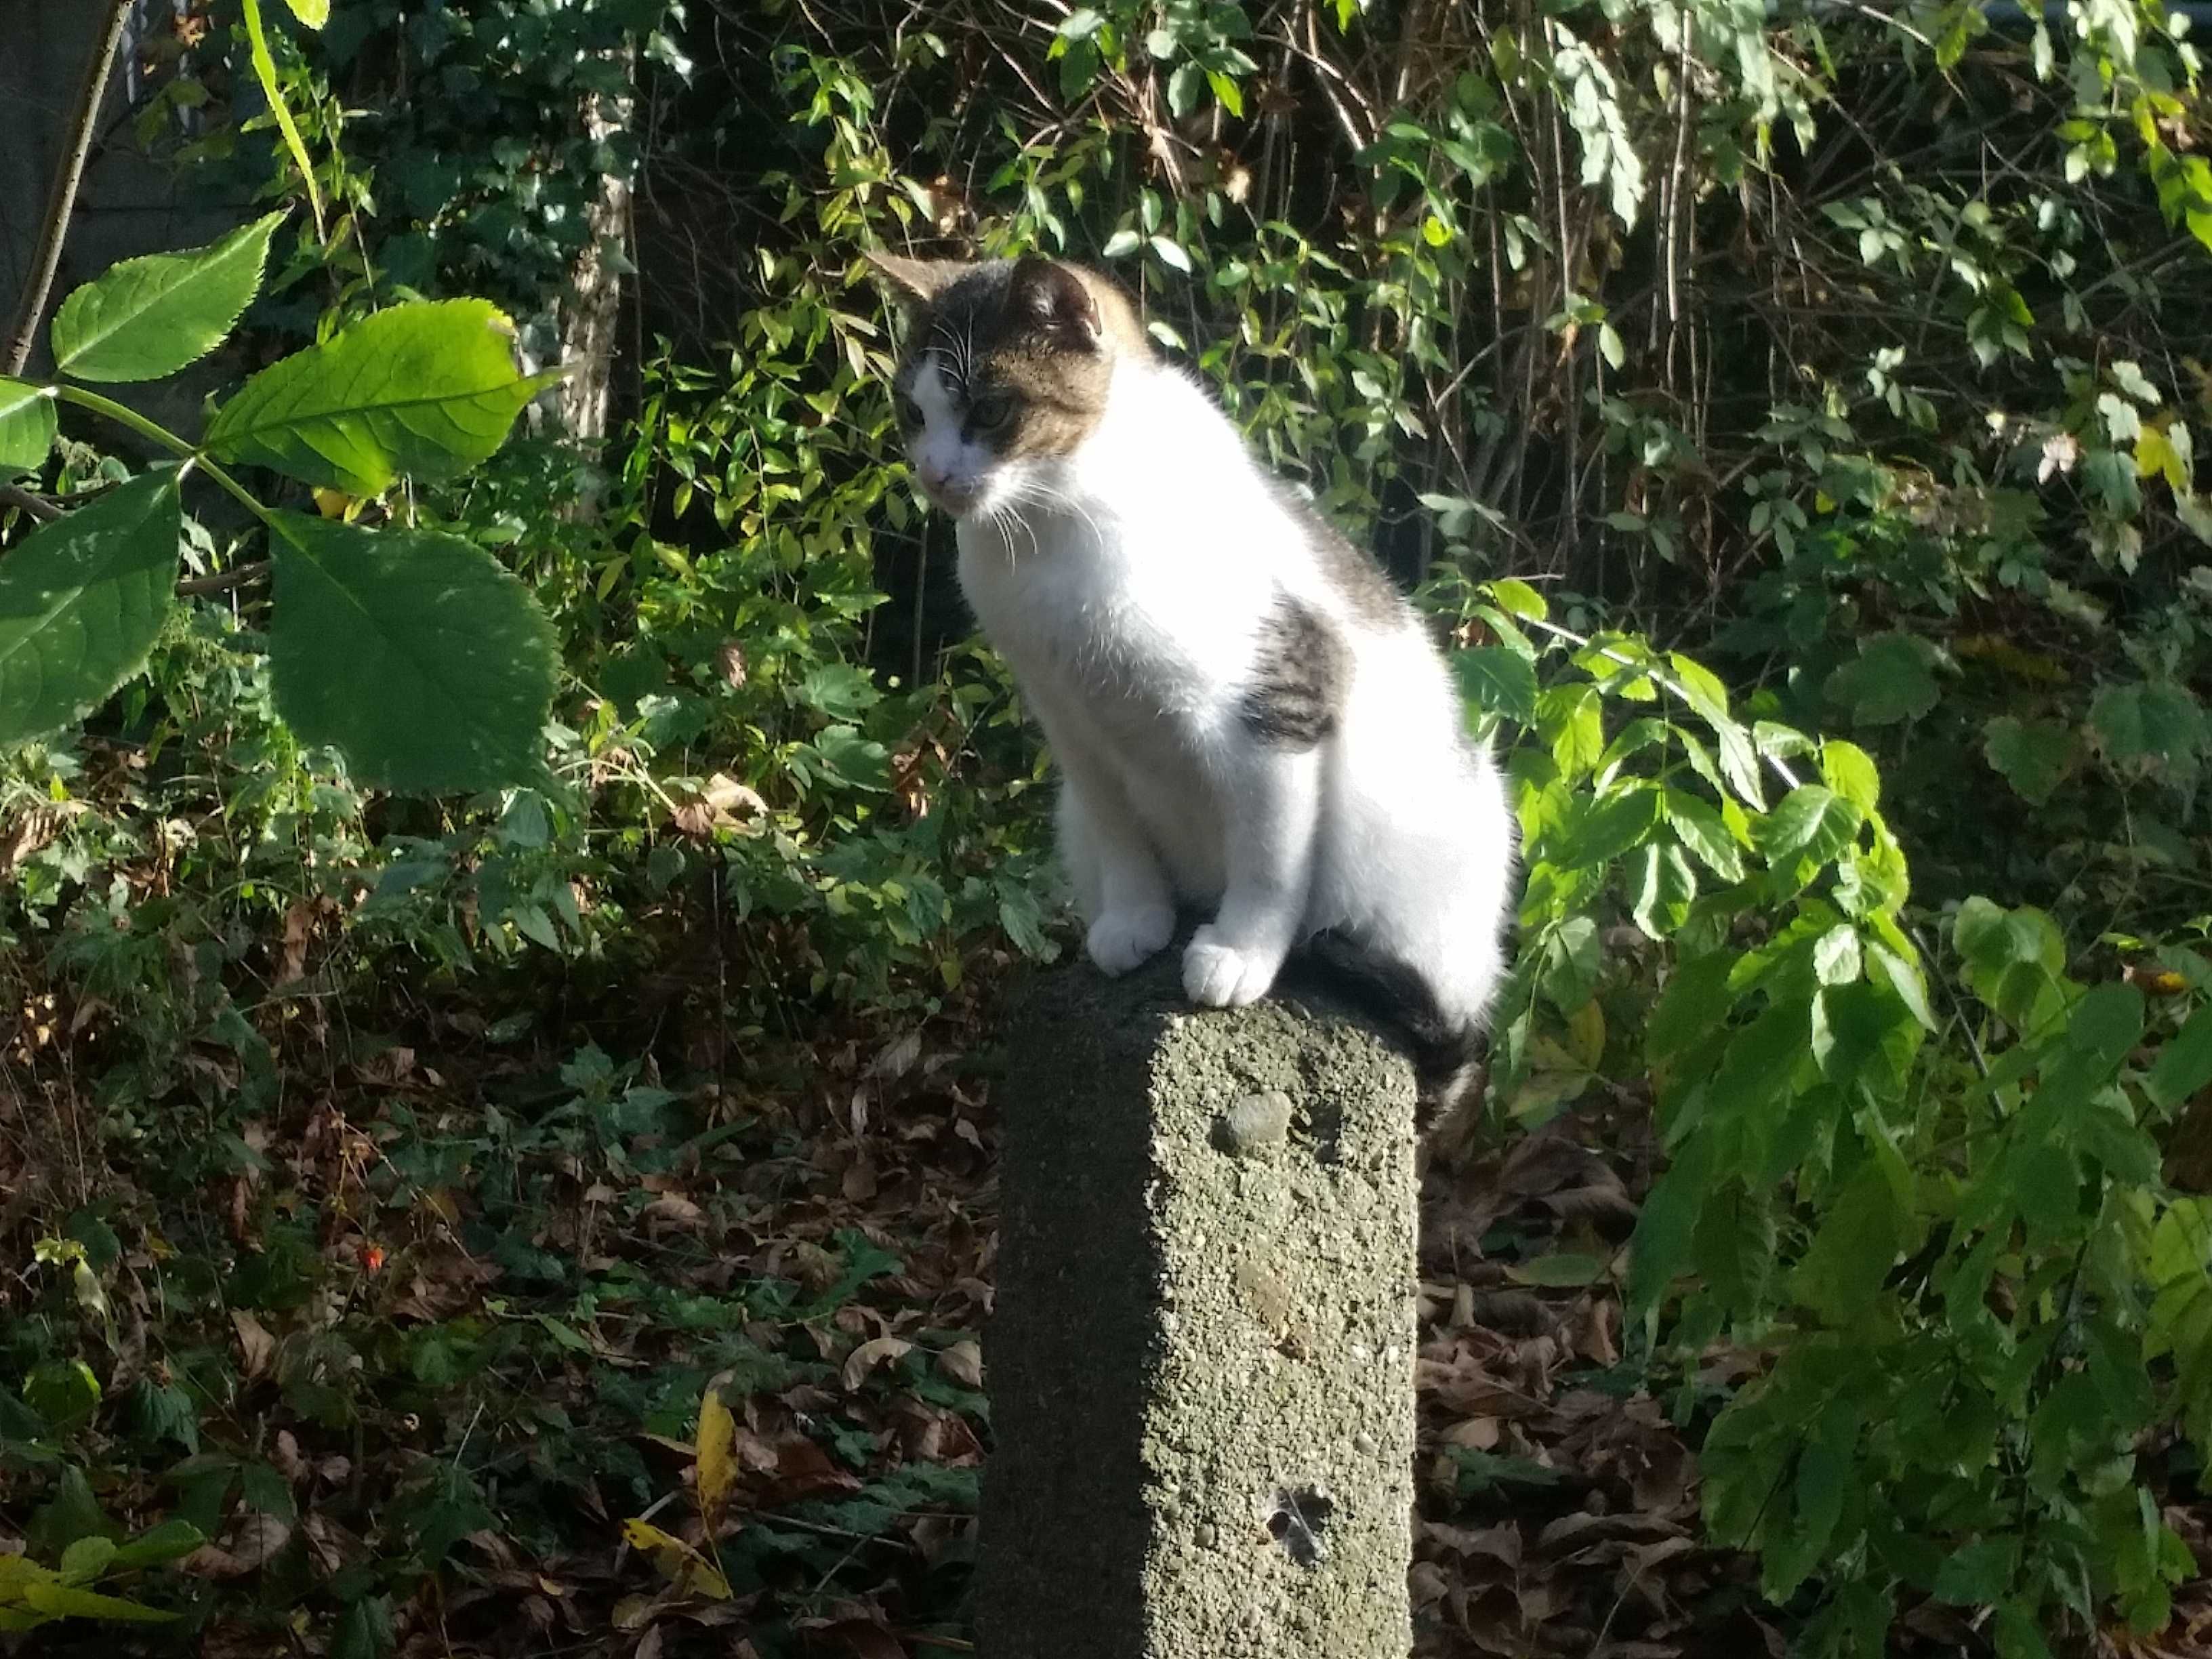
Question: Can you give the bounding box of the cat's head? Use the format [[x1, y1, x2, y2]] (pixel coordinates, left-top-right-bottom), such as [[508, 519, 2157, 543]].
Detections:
[[865, 253, 1141, 519]]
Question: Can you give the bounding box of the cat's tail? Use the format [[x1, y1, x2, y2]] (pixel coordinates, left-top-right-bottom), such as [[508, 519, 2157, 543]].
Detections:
[[1297, 928, 1486, 1113]]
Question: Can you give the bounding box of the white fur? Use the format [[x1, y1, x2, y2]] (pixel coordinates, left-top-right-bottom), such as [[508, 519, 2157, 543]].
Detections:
[[911, 352, 1515, 1033]]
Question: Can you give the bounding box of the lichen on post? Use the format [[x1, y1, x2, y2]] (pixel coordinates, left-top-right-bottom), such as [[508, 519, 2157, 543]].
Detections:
[[978, 943, 1420, 1658]]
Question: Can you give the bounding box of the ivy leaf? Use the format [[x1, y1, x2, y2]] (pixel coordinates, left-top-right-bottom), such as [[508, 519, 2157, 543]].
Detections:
[[265, 512, 558, 793], [205, 300, 558, 496], [0, 378, 58, 477], [49, 214, 283, 384], [1825, 632, 1940, 726], [1453, 646, 1538, 724], [0, 471, 180, 747], [1984, 716, 2074, 804], [2091, 681, 2205, 769]]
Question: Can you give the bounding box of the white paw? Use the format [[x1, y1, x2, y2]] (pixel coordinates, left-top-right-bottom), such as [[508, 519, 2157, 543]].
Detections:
[[1181, 926, 1286, 1008], [1087, 904, 1176, 975]]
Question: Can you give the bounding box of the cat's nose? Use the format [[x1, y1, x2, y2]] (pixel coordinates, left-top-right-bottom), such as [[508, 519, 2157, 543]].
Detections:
[[919, 462, 953, 494]]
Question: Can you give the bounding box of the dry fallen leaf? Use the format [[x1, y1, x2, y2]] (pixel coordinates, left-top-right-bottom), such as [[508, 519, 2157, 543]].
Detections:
[[938, 1339, 983, 1389], [230, 1309, 275, 1380], [842, 1335, 913, 1393]]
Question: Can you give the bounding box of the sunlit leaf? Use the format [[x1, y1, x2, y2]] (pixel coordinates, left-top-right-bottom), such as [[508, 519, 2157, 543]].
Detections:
[[206, 300, 556, 495], [49, 215, 283, 384], [0, 378, 57, 477]]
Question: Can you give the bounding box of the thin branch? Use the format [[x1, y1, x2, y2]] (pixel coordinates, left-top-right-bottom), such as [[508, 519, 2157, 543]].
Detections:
[[5, 0, 137, 377], [0, 483, 62, 524], [178, 562, 271, 597]]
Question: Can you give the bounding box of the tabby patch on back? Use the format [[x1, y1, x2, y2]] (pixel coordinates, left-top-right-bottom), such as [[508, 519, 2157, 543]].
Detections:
[[867, 249, 1517, 1103]]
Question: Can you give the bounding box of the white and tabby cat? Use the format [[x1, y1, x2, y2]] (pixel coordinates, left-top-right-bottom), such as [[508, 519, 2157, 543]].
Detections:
[[869, 251, 1516, 1094]]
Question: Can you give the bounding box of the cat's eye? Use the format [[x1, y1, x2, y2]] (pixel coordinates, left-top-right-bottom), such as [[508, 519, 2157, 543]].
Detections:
[[895, 392, 922, 428], [969, 392, 1015, 432]]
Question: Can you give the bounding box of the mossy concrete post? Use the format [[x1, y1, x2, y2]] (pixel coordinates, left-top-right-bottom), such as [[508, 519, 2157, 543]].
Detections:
[[978, 945, 1418, 1658]]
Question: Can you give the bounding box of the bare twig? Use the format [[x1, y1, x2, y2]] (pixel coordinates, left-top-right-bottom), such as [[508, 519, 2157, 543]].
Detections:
[[5, 0, 137, 377], [178, 562, 271, 597], [0, 483, 62, 524]]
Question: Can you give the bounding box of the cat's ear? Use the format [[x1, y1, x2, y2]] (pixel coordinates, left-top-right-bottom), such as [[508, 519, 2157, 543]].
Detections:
[[1008, 256, 1102, 350], [862, 250, 968, 306]]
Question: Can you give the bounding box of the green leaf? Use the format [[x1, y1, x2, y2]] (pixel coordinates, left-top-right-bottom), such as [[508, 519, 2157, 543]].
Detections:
[[0, 471, 180, 747], [109, 1520, 205, 1570], [265, 512, 557, 793], [1793, 1163, 1904, 1324], [283, 0, 330, 24], [1507, 1252, 1605, 1287], [1551, 783, 1664, 872], [241, 0, 325, 239], [1755, 785, 1864, 867], [1664, 790, 1746, 882], [1632, 842, 1696, 938], [1539, 683, 1606, 780], [1932, 1535, 2020, 1605], [2148, 1004, 2212, 1111], [205, 300, 554, 495], [0, 378, 58, 477], [57, 1536, 116, 1584], [1819, 739, 1882, 813], [1825, 632, 1939, 726], [1453, 646, 1538, 724], [332, 1595, 395, 1659], [798, 661, 881, 722], [1627, 1130, 1715, 1316], [18, 1580, 178, 1623], [49, 215, 283, 384], [2091, 681, 2205, 769], [1984, 716, 2074, 804]]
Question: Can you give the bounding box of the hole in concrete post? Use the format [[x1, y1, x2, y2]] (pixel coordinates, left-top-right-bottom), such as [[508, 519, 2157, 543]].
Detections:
[[1266, 1486, 1334, 1570]]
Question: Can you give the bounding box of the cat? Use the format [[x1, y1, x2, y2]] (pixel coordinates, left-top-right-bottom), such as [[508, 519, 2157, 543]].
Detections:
[[867, 250, 1517, 1098]]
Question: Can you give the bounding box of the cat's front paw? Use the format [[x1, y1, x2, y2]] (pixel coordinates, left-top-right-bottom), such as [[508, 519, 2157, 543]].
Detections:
[[1181, 926, 1287, 1008], [1087, 903, 1177, 975]]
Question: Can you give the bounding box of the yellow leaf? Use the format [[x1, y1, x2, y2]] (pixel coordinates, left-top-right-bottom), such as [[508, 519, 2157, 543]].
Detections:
[[312, 488, 354, 520], [696, 1388, 737, 1530], [1564, 1000, 1606, 1069], [619, 1519, 731, 1601]]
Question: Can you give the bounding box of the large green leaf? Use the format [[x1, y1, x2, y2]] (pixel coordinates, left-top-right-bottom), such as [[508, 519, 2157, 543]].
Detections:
[[0, 379, 57, 477], [205, 300, 554, 495], [265, 512, 556, 792], [0, 471, 180, 746], [49, 215, 283, 384]]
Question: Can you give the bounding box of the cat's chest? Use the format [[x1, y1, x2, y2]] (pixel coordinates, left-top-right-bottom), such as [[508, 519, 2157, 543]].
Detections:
[[955, 511, 1256, 709]]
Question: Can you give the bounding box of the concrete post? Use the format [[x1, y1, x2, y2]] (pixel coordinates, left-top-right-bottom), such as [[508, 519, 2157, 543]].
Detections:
[[978, 945, 1419, 1658]]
